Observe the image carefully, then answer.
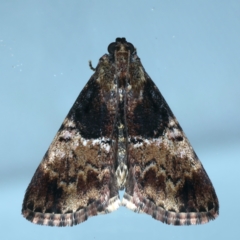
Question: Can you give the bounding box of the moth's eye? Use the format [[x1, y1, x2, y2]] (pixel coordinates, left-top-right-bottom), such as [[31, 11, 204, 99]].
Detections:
[[126, 43, 134, 54], [108, 42, 117, 54], [108, 42, 135, 54]]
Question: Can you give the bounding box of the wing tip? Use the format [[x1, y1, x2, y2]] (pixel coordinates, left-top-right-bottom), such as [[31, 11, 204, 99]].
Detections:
[[122, 192, 219, 226], [22, 195, 121, 227]]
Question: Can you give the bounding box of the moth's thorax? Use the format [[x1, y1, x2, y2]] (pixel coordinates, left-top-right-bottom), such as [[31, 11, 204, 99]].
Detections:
[[114, 47, 130, 81]]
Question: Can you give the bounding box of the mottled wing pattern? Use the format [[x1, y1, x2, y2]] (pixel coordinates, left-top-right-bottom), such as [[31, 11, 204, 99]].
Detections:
[[22, 38, 219, 227], [122, 54, 219, 225], [22, 54, 120, 226]]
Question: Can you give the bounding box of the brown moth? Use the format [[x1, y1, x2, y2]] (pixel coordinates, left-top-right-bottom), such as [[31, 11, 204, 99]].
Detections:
[[22, 38, 219, 226]]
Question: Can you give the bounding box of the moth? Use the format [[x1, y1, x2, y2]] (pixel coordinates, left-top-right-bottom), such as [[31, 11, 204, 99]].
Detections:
[[22, 38, 219, 226]]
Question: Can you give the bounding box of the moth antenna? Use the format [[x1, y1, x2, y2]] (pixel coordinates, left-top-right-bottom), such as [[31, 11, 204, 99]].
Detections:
[[89, 60, 96, 71]]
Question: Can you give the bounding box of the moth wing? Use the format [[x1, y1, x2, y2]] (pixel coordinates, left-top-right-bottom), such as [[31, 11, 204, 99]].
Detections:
[[22, 65, 120, 226], [123, 67, 219, 225]]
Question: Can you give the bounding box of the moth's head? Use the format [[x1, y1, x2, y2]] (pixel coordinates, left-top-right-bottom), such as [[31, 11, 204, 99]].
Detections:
[[108, 38, 136, 55]]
